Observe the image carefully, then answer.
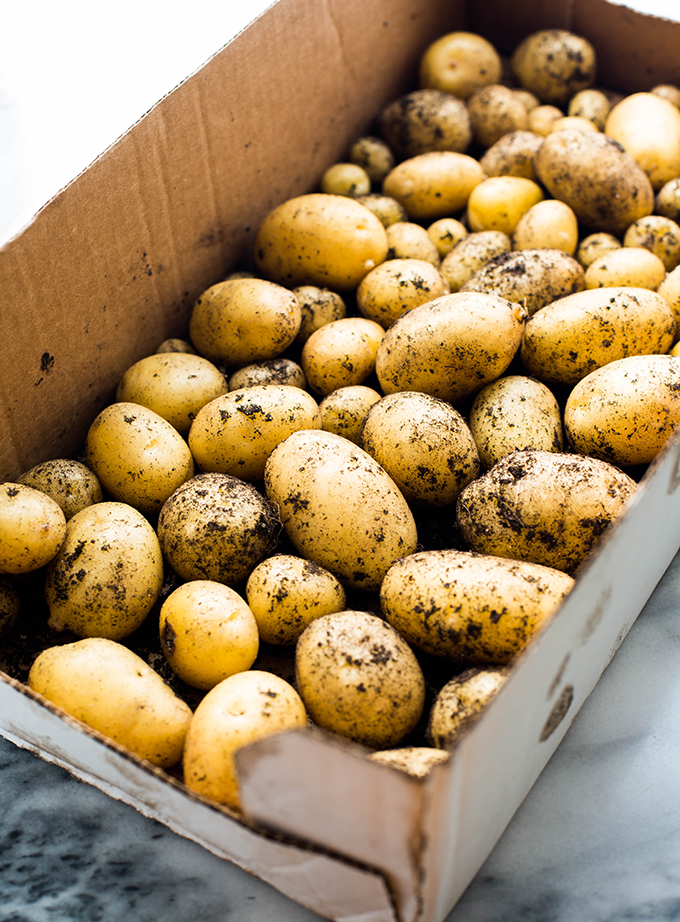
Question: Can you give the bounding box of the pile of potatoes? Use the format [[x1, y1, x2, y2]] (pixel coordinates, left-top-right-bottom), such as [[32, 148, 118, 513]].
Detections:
[[4, 25, 680, 811]]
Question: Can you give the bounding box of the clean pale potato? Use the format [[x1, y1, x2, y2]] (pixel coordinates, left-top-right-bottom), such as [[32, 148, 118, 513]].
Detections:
[[549, 115, 598, 133], [466, 176, 544, 235], [427, 217, 468, 257], [419, 31, 502, 99], [385, 221, 441, 265], [479, 130, 544, 181], [511, 29, 596, 106], [512, 199, 579, 254], [17, 459, 104, 521], [622, 215, 680, 272], [356, 258, 449, 328], [378, 89, 472, 159], [301, 317, 385, 396], [349, 136, 395, 184], [0, 482, 66, 575], [467, 84, 529, 149], [318, 385, 382, 444], [605, 92, 680, 190], [320, 162, 371, 197], [528, 105, 564, 136], [382, 151, 485, 221], [428, 668, 508, 748], [440, 230, 511, 292], [584, 247, 666, 291]]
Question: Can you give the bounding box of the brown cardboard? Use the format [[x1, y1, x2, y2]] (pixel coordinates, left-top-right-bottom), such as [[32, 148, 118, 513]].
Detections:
[[2, 1, 680, 921]]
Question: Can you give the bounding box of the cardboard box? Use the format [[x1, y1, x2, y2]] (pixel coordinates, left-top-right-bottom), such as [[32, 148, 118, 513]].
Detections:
[[2, 1, 680, 920]]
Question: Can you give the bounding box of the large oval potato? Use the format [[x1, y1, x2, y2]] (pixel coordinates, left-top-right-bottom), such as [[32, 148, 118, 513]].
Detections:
[[381, 549, 574, 664], [264, 429, 417, 591], [382, 151, 485, 221], [605, 92, 680, 190]]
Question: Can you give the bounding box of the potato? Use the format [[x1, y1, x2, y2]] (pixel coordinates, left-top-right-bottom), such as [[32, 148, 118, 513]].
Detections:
[[418, 31, 502, 99], [382, 151, 485, 222], [655, 177, 680, 222], [301, 317, 385, 396], [385, 221, 441, 265], [375, 291, 526, 403], [511, 29, 596, 107], [368, 747, 449, 777], [360, 391, 480, 506], [427, 217, 468, 257], [349, 136, 395, 184], [0, 576, 19, 638], [264, 429, 417, 591], [657, 266, 680, 337], [295, 610, 425, 748], [511, 199, 579, 254], [293, 285, 347, 344], [528, 105, 564, 136], [183, 670, 307, 811], [622, 215, 680, 272], [228, 358, 306, 391], [189, 277, 301, 366], [514, 89, 541, 112], [356, 258, 449, 329], [467, 84, 529, 149], [354, 194, 408, 228], [478, 130, 544, 181], [576, 232, 622, 268], [564, 354, 680, 466], [318, 385, 382, 444], [320, 162, 371, 197], [605, 92, 680, 190], [246, 554, 346, 645], [584, 246, 666, 291], [461, 248, 585, 315], [44, 501, 163, 639], [28, 638, 192, 768], [521, 287, 676, 385], [157, 473, 279, 587], [456, 449, 637, 573], [567, 88, 611, 130], [188, 385, 322, 481], [156, 337, 197, 355], [381, 549, 574, 663], [85, 402, 195, 515], [534, 130, 654, 235], [466, 176, 544, 235], [378, 89, 472, 159], [651, 84, 680, 110], [0, 483, 66, 575], [17, 459, 104, 521], [550, 115, 598, 134], [159, 580, 259, 690], [440, 230, 511, 292], [427, 668, 508, 748], [468, 375, 563, 469], [116, 352, 228, 435], [253, 193, 389, 290]]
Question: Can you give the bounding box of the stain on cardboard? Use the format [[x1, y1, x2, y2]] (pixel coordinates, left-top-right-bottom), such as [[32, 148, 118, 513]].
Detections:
[[539, 684, 574, 743], [34, 352, 55, 386]]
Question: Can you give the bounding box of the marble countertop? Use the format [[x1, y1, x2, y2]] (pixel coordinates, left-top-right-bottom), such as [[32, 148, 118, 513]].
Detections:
[[3, 2, 680, 920]]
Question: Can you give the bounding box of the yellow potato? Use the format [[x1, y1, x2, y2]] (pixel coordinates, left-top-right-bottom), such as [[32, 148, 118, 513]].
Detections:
[[576, 232, 622, 268], [655, 177, 680, 222], [368, 747, 449, 777], [440, 230, 511, 292], [467, 84, 529, 149], [293, 285, 347, 344], [0, 576, 19, 638], [511, 29, 597, 106], [17, 459, 104, 521], [227, 358, 306, 391], [381, 549, 574, 662], [159, 580, 259, 690], [156, 338, 197, 355], [514, 89, 541, 112], [318, 385, 382, 444], [605, 92, 680, 190], [550, 115, 598, 133], [584, 247, 666, 291], [385, 221, 441, 265], [479, 130, 544, 181], [295, 609, 425, 748], [512, 199, 579, 254], [652, 84, 680, 109], [657, 266, 680, 338], [382, 151, 485, 221], [567, 88, 611, 130], [356, 258, 449, 328], [354, 194, 408, 228], [419, 31, 502, 99], [44, 501, 163, 640], [28, 637, 192, 768], [183, 670, 307, 811], [378, 89, 472, 159], [466, 176, 544, 235], [427, 217, 468, 257], [528, 105, 564, 136], [320, 162, 371, 197], [0, 482, 66, 575], [301, 317, 384, 396], [622, 215, 680, 272], [349, 136, 395, 184], [428, 668, 508, 748]]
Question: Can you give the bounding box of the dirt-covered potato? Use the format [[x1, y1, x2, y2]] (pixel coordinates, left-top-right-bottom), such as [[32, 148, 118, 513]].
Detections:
[[293, 286, 347, 344], [228, 358, 306, 391], [156, 338, 197, 355], [318, 385, 382, 444], [461, 248, 585, 315], [17, 459, 104, 521], [385, 221, 441, 265], [652, 84, 680, 109], [658, 266, 680, 337], [466, 176, 544, 235], [354, 194, 408, 228], [378, 89, 472, 159], [375, 291, 526, 403], [246, 554, 346, 645], [157, 473, 279, 587], [295, 609, 425, 748], [534, 130, 654, 236], [44, 501, 163, 640], [655, 177, 680, 222], [564, 354, 680, 466], [427, 217, 468, 257], [116, 352, 228, 435], [320, 162, 371, 197], [584, 246, 666, 291], [0, 482, 66, 575], [183, 670, 307, 811], [528, 105, 564, 136], [478, 130, 544, 181], [511, 29, 597, 107], [159, 580, 259, 690], [356, 258, 449, 328], [28, 638, 192, 768], [188, 385, 321, 482], [440, 230, 511, 292], [605, 92, 680, 191], [622, 215, 680, 272], [419, 31, 502, 99], [349, 136, 395, 184], [368, 747, 449, 776], [512, 199, 579, 254], [85, 402, 194, 515], [382, 151, 485, 222], [468, 374, 563, 469], [456, 449, 637, 573], [264, 429, 417, 591], [301, 317, 385, 396], [189, 277, 301, 366], [360, 391, 480, 507], [254, 193, 389, 290], [521, 287, 676, 385], [467, 84, 529, 149], [576, 232, 622, 268], [0, 576, 19, 638], [381, 548, 574, 662], [567, 88, 611, 130], [427, 668, 508, 748]]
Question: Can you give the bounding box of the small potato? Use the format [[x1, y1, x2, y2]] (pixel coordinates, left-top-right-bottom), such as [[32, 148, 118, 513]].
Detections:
[[657, 266, 680, 337], [419, 31, 502, 99], [293, 286, 347, 344], [382, 151, 485, 222], [44, 501, 163, 640], [320, 162, 371, 197], [564, 354, 680, 467], [568, 88, 611, 130], [385, 222, 441, 265], [375, 291, 526, 403], [17, 459, 104, 521], [584, 247, 666, 291], [156, 338, 197, 355], [528, 105, 564, 136], [357, 258, 449, 329], [605, 92, 680, 190], [479, 130, 544, 181], [354, 194, 407, 228], [428, 668, 508, 748], [440, 230, 511, 292], [521, 287, 676, 385], [576, 232, 622, 269], [349, 136, 395, 184], [652, 84, 680, 109], [301, 317, 385, 396], [189, 277, 301, 366], [188, 385, 322, 482], [183, 670, 307, 811], [456, 449, 637, 574], [360, 391, 480, 507], [0, 576, 19, 638], [622, 215, 680, 272], [514, 89, 541, 112], [468, 375, 563, 469], [85, 402, 194, 515], [466, 176, 544, 235], [512, 199, 579, 254], [159, 580, 259, 690], [0, 483, 66, 575], [378, 89, 472, 159], [656, 177, 680, 222], [295, 610, 425, 748], [246, 554, 346, 645], [116, 352, 229, 435], [381, 549, 574, 663], [228, 358, 306, 391], [549, 115, 598, 133], [511, 29, 596, 107], [318, 385, 382, 444], [28, 638, 192, 768], [427, 218, 468, 257], [157, 473, 279, 587], [467, 84, 529, 149], [368, 747, 449, 777]]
